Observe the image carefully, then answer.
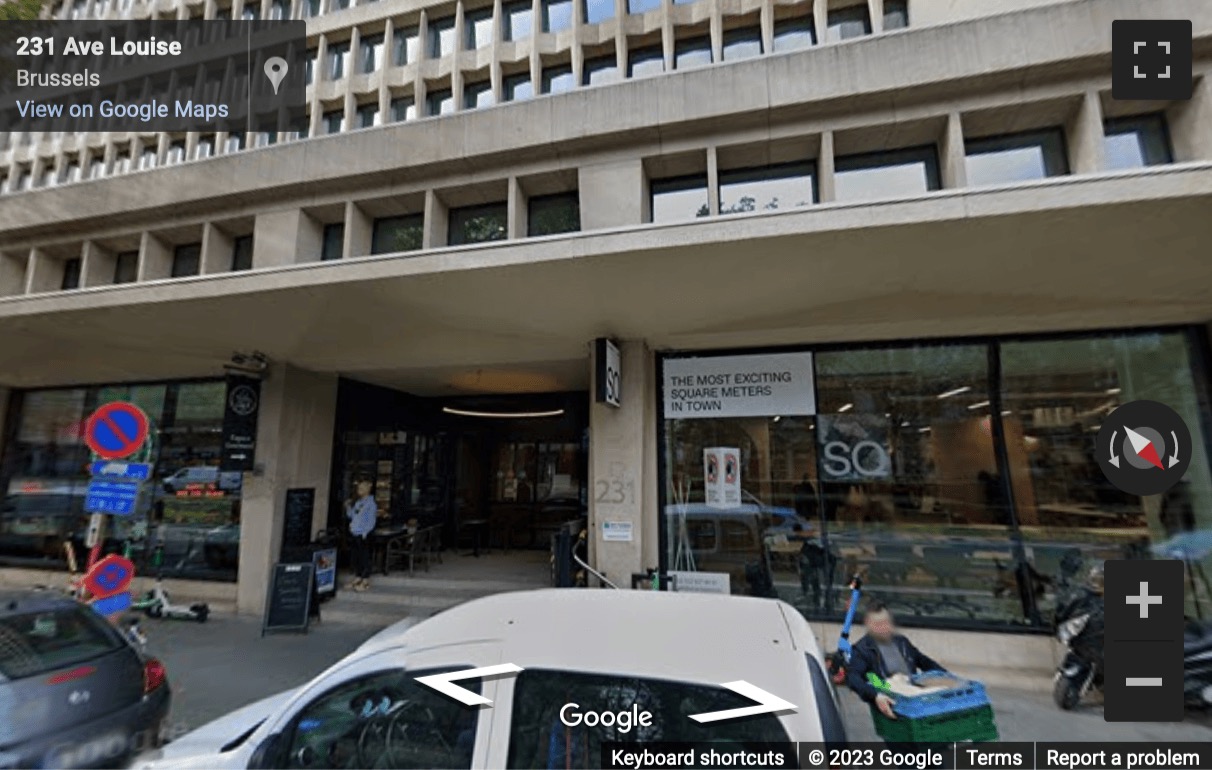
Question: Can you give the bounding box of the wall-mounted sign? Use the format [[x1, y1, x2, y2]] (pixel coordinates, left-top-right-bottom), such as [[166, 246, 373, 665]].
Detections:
[[602, 520, 633, 542], [663, 352, 815, 419], [703, 447, 741, 509], [220, 374, 261, 472], [595, 338, 621, 408], [818, 414, 891, 481]]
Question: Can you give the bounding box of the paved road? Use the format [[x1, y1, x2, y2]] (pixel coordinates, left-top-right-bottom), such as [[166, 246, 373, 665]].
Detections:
[[146, 611, 1211, 748]]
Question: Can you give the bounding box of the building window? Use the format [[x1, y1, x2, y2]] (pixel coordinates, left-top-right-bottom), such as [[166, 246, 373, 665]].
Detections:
[[719, 161, 816, 213], [674, 37, 712, 70], [541, 65, 574, 94], [61, 258, 82, 290], [356, 103, 379, 128], [883, 0, 908, 30], [195, 136, 214, 160], [503, 0, 533, 40], [1103, 114, 1172, 170], [136, 147, 157, 170], [650, 174, 708, 222], [464, 80, 494, 109], [627, 0, 658, 14], [393, 26, 420, 64], [321, 223, 345, 260], [628, 46, 664, 78], [331, 0, 350, 10], [428, 16, 456, 57], [964, 129, 1069, 187], [723, 27, 762, 61], [772, 17, 815, 52], [542, 0, 572, 32], [59, 160, 81, 184], [322, 109, 345, 134], [242, 4, 257, 19], [391, 96, 416, 122], [584, 0, 612, 24], [826, 4, 871, 41], [169, 243, 201, 277], [359, 34, 384, 73], [113, 251, 138, 283], [371, 214, 424, 254], [166, 141, 186, 164], [231, 235, 254, 271], [224, 133, 245, 153], [528, 191, 580, 236], [15, 167, 32, 190], [426, 88, 454, 116], [327, 40, 350, 80], [448, 202, 508, 245], [465, 7, 494, 49], [88, 157, 106, 179], [268, 0, 285, 19], [834, 145, 941, 201], [582, 55, 618, 85], [503, 73, 533, 101]]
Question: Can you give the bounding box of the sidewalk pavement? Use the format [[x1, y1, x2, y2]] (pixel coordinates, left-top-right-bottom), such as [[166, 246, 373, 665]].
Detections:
[[147, 610, 1211, 747]]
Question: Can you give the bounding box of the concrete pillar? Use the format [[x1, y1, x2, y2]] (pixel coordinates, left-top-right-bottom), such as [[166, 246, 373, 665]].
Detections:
[[588, 339, 659, 587], [345, 201, 373, 258], [424, 189, 449, 248], [81, 240, 115, 288], [1167, 76, 1212, 162], [507, 176, 527, 238], [200, 222, 232, 275], [939, 112, 967, 189], [138, 232, 172, 281], [236, 364, 339, 616], [0, 250, 29, 297], [706, 146, 720, 216], [817, 130, 836, 202], [25, 249, 60, 294], [578, 159, 646, 228], [254, 209, 315, 267], [1066, 90, 1106, 175]]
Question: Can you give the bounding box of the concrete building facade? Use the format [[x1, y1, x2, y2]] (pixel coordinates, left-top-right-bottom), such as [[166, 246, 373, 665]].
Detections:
[[2, 0, 1212, 671]]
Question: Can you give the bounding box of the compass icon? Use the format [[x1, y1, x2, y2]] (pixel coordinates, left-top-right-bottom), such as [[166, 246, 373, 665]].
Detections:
[[1097, 400, 1191, 496]]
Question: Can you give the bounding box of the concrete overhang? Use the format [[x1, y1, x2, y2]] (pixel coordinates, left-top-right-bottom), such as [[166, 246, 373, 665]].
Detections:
[[0, 164, 1209, 393]]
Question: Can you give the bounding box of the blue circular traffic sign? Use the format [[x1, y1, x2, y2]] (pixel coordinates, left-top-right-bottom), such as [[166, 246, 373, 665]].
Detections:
[[85, 402, 149, 460]]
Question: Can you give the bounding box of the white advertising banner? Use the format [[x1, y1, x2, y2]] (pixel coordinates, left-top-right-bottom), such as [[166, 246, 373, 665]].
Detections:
[[663, 352, 816, 419], [703, 447, 742, 509], [670, 570, 731, 594]]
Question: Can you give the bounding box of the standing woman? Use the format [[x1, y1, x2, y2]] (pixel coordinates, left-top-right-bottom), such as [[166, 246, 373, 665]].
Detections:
[[346, 477, 377, 592]]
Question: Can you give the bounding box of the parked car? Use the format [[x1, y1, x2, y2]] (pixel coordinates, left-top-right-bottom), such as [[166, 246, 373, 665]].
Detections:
[[161, 467, 242, 495], [135, 589, 846, 769], [664, 503, 811, 594], [0, 479, 90, 560], [0, 590, 171, 769]]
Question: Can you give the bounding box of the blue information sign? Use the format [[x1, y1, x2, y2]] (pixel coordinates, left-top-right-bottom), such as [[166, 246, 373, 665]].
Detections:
[[89, 461, 153, 480], [85, 479, 141, 515]]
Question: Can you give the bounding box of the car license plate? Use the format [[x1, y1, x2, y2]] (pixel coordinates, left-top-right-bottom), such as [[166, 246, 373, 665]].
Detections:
[[44, 730, 128, 769]]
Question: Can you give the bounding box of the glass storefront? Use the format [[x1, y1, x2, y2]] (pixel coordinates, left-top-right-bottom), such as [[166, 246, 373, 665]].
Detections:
[[660, 328, 1212, 628], [0, 379, 241, 582]]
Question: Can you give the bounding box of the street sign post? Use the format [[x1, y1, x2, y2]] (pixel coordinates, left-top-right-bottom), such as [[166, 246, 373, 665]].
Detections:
[[89, 461, 153, 480], [84, 479, 142, 515], [84, 402, 150, 460]]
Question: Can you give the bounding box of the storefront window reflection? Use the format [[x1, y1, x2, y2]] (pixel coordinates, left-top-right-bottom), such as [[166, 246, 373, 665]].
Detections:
[[0, 380, 241, 582]]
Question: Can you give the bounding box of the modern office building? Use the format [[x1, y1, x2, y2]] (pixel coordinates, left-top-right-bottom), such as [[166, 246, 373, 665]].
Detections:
[[1, 0, 1211, 669]]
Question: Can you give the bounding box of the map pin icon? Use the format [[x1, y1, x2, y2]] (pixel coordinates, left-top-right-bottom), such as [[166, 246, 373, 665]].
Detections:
[[264, 56, 289, 95]]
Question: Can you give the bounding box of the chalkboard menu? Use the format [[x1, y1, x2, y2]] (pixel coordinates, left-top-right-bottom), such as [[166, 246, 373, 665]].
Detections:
[[263, 562, 314, 635], [281, 488, 315, 559]]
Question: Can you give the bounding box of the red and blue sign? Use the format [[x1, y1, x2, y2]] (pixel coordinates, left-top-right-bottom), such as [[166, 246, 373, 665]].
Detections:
[[83, 554, 135, 619], [84, 402, 150, 461]]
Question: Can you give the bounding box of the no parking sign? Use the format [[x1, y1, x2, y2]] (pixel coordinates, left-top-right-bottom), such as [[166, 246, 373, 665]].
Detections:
[[84, 402, 150, 460]]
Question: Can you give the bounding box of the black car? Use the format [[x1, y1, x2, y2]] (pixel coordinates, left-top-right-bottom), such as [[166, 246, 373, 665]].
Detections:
[[0, 591, 171, 768]]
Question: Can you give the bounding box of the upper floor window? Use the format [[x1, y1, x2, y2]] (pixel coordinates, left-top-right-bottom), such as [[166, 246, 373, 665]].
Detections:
[[112, 152, 131, 175], [88, 157, 106, 179], [542, 0, 572, 32], [504, 73, 533, 101], [268, 0, 285, 19], [723, 27, 762, 61], [628, 46, 664, 78], [241, 4, 257, 20], [650, 174, 709, 222], [14, 167, 30, 191], [503, 1, 533, 41], [429, 16, 456, 57], [426, 88, 454, 116], [964, 129, 1069, 187], [38, 166, 56, 188], [195, 136, 214, 160], [449, 201, 508, 245], [138, 147, 157, 170], [231, 235, 254, 271], [322, 108, 345, 134], [583, 0, 612, 24], [359, 34, 384, 73], [356, 103, 379, 128], [464, 80, 494, 109], [224, 133, 245, 153], [372, 214, 424, 253], [113, 251, 138, 284], [166, 141, 186, 164], [583, 55, 618, 85], [719, 161, 817, 213], [465, 7, 495, 49], [628, 0, 658, 14], [59, 160, 82, 184], [541, 65, 574, 94], [1103, 114, 1172, 170], [171, 243, 202, 278], [61, 258, 83, 291], [393, 26, 421, 65], [883, 0, 908, 30], [299, 0, 321, 18], [674, 37, 712, 70], [391, 95, 417, 122], [528, 191, 580, 236], [772, 17, 815, 52], [321, 223, 345, 260], [834, 145, 941, 201], [826, 3, 871, 42], [327, 41, 350, 80]]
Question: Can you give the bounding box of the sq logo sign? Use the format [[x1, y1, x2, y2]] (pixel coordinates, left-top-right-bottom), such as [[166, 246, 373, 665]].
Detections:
[[1112, 20, 1193, 100]]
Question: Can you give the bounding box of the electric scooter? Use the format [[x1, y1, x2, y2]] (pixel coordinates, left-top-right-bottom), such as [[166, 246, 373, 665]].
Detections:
[[132, 543, 210, 622], [827, 575, 863, 684]]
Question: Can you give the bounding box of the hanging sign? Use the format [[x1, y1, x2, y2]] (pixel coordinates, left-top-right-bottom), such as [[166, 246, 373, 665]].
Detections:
[[220, 374, 261, 472], [594, 338, 622, 408], [663, 352, 815, 419]]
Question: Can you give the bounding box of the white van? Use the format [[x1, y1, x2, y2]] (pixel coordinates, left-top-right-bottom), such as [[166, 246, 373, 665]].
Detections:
[[161, 467, 242, 494]]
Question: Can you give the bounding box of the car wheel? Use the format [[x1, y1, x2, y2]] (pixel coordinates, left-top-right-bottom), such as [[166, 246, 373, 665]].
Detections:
[[1052, 676, 1080, 710]]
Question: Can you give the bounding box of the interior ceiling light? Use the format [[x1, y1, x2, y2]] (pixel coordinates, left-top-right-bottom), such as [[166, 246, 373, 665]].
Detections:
[[966, 400, 991, 411], [442, 407, 565, 419], [838, 403, 854, 413], [937, 386, 972, 400]]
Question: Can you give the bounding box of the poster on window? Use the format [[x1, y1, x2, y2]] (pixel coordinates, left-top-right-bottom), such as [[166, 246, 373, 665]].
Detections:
[[818, 414, 892, 481], [703, 447, 741, 509], [663, 352, 815, 418]]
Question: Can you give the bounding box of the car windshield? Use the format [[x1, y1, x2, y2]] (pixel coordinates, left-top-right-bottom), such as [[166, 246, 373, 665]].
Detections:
[[0, 606, 123, 680]]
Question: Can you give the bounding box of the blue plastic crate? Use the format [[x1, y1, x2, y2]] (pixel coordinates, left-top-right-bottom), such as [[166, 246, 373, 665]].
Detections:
[[889, 671, 992, 719]]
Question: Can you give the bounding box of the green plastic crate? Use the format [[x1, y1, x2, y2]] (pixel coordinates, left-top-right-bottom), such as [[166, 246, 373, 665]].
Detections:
[[870, 703, 999, 743]]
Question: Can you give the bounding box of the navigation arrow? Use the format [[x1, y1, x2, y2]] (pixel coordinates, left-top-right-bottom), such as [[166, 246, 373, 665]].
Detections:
[[1125, 426, 1165, 470], [1169, 430, 1181, 468], [1109, 430, 1121, 468], [414, 663, 523, 707], [687, 681, 796, 724]]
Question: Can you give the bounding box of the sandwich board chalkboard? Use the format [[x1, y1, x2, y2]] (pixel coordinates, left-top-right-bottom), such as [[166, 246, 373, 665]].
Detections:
[[262, 562, 315, 635], [280, 488, 316, 559]]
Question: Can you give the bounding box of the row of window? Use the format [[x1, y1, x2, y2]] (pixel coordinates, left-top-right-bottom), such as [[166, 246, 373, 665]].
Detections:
[[53, 236, 255, 291], [649, 114, 1173, 222]]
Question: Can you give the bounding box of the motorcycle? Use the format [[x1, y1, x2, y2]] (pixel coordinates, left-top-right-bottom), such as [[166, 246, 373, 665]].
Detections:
[[1184, 618, 1212, 708], [1052, 585, 1105, 710]]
